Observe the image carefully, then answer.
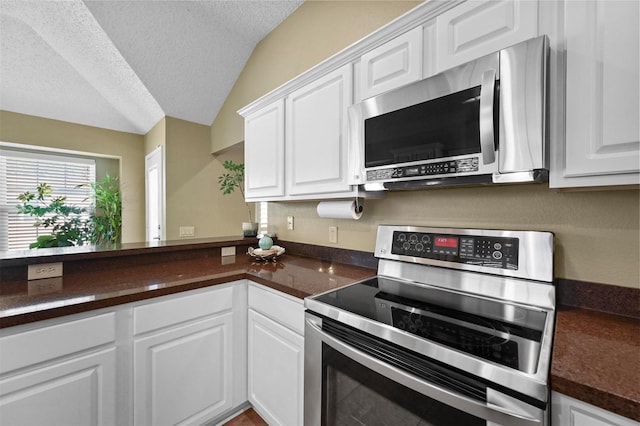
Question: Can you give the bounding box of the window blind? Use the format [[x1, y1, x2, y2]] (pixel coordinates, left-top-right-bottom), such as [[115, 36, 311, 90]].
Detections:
[[0, 150, 96, 251]]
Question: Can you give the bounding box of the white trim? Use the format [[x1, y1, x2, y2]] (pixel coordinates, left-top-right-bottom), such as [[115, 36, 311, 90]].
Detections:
[[0, 148, 96, 166], [0, 141, 121, 161]]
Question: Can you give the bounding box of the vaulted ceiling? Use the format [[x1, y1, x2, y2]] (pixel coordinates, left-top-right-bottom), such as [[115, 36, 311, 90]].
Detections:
[[0, 0, 303, 134]]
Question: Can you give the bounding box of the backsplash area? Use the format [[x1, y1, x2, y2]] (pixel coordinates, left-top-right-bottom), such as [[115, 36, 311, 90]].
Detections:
[[269, 184, 639, 289]]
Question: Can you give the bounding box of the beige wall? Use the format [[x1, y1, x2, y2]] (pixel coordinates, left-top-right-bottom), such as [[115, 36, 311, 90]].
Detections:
[[270, 186, 639, 288], [164, 117, 251, 240], [210, 0, 421, 152], [0, 110, 146, 243], [212, 1, 640, 289]]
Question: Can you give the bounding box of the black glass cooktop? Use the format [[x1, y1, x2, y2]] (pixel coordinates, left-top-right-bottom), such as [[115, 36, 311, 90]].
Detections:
[[313, 277, 547, 372]]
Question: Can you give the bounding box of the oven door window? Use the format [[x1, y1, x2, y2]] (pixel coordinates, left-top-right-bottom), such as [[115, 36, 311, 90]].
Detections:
[[364, 86, 495, 168], [322, 344, 483, 426]]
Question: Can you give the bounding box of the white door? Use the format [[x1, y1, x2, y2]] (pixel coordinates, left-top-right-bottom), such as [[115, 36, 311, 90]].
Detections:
[[285, 64, 355, 197], [145, 147, 165, 242], [0, 349, 117, 426], [244, 100, 285, 200], [133, 314, 233, 426], [561, 0, 640, 184], [248, 309, 304, 426], [435, 0, 538, 71]]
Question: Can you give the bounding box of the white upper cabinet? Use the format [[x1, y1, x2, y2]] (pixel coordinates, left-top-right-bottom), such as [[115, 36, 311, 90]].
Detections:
[[286, 64, 356, 197], [359, 26, 423, 100], [435, 0, 538, 72], [244, 99, 285, 200], [551, 0, 639, 188]]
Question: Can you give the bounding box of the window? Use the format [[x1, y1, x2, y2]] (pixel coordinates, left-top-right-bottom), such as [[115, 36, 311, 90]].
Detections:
[[258, 201, 269, 234], [0, 149, 96, 251]]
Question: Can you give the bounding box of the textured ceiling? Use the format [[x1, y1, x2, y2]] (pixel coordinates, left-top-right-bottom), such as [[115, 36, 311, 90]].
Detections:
[[0, 0, 303, 134]]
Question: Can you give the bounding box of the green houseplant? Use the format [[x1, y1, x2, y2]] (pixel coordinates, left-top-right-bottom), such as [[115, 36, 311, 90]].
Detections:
[[87, 174, 122, 245], [217, 160, 257, 237], [17, 183, 91, 248]]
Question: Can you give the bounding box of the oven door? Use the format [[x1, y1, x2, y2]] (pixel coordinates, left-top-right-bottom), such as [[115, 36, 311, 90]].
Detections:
[[304, 312, 547, 426]]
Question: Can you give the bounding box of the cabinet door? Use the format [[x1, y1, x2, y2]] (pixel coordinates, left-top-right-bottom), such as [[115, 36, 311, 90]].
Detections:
[[248, 309, 304, 426], [285, 64, 355, 197], [552, 392, 640, 426], [134, 313, 233, 426], [557, 0, 640, 187], [244, 99, 285, 200], [435, 0, 538, 71], [359, 26, 423, 100], [0, 348, 116, 426]]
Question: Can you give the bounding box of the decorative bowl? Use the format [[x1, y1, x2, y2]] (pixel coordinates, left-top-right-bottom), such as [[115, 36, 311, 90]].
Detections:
[[247, 245, 285, 262]]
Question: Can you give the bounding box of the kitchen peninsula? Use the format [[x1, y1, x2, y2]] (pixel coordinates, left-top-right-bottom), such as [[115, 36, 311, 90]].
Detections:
[[0, 238, 638, 424]]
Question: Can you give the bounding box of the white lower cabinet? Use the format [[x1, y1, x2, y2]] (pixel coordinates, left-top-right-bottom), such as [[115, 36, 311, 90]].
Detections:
[[247, 283, 304, 426], [133, 283, 244, 426], [552, 392, 640, 426], [0, 313, 117, 426]]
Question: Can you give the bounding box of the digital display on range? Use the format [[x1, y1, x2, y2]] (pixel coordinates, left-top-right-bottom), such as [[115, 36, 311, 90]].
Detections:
[[434, 236, 458, 248], [433, 236, 458, 255]]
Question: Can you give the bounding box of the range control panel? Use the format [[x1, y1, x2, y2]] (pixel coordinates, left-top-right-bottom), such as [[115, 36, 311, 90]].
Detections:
[[390, 231, 519, 270]]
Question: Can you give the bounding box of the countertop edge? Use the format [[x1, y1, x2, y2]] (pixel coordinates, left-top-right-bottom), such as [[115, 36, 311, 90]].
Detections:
[[551, 374, 639, 422]]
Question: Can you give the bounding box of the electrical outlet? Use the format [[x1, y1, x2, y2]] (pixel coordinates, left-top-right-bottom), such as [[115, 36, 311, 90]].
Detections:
[[329, 226, 338, 244], [287, 216, 294, 231], [221, 246, 236, 257], [28, 262, 63, 280], [179, 226, 195, 237]]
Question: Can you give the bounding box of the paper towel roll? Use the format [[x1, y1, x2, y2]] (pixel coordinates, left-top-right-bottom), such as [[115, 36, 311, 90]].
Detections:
[[316, 201, 363, 220]]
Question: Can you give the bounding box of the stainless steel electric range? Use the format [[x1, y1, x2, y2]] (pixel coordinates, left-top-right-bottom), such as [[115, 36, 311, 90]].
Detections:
[[304, 225, 555, 426]]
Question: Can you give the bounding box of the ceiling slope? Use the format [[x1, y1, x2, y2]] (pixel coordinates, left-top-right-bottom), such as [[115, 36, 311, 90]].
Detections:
[[0, 0, 302, 135]]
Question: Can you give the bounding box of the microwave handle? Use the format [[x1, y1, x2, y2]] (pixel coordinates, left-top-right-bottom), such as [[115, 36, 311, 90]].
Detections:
[[479, 69, 496, 165]]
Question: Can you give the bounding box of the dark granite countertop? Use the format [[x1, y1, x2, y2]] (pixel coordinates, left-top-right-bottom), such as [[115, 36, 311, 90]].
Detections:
[[0, 252, 376, 329], [1, 240, 638, 421], [551, 308, 640, 421]]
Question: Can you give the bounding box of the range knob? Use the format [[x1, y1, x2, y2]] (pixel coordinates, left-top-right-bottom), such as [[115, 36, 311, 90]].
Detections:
[[492, 251, 503, 260], [398, 233, 407, 242], [415, 243, 424, 252], [409, 234, 418, 243], [421, 235, 431, 244]]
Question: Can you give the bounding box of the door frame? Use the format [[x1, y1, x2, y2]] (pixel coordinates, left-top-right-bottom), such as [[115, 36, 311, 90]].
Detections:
[[145, 146, 166, 242]]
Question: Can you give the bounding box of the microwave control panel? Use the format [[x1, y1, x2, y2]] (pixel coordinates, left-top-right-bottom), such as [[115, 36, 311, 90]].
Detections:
[[390, 231, 519, 270], [366, 158, 479, 181]]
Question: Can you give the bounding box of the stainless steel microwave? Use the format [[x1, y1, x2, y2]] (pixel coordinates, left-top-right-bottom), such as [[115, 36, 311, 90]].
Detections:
[[348, 35, 549, 190]]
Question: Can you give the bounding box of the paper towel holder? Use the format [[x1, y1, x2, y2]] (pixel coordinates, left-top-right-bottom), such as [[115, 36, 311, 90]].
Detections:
[[355, 197, 363, 214]]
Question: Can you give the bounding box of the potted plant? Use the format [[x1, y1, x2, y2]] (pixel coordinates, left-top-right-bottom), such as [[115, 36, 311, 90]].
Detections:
[[218, 160, 258, 237], [16, 183, 92, 248], [87, 174, 122, 245]]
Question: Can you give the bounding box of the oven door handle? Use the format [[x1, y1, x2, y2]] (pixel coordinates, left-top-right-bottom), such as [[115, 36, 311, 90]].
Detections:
[[479, 69, 497, 165], [307, 317, 543, 426]]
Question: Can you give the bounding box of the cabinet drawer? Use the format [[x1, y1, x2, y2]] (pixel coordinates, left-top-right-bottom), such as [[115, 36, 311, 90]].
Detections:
[[248, 283, 304, 335], [0, 312, 116, 374], [134, 285, 233, 335]]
